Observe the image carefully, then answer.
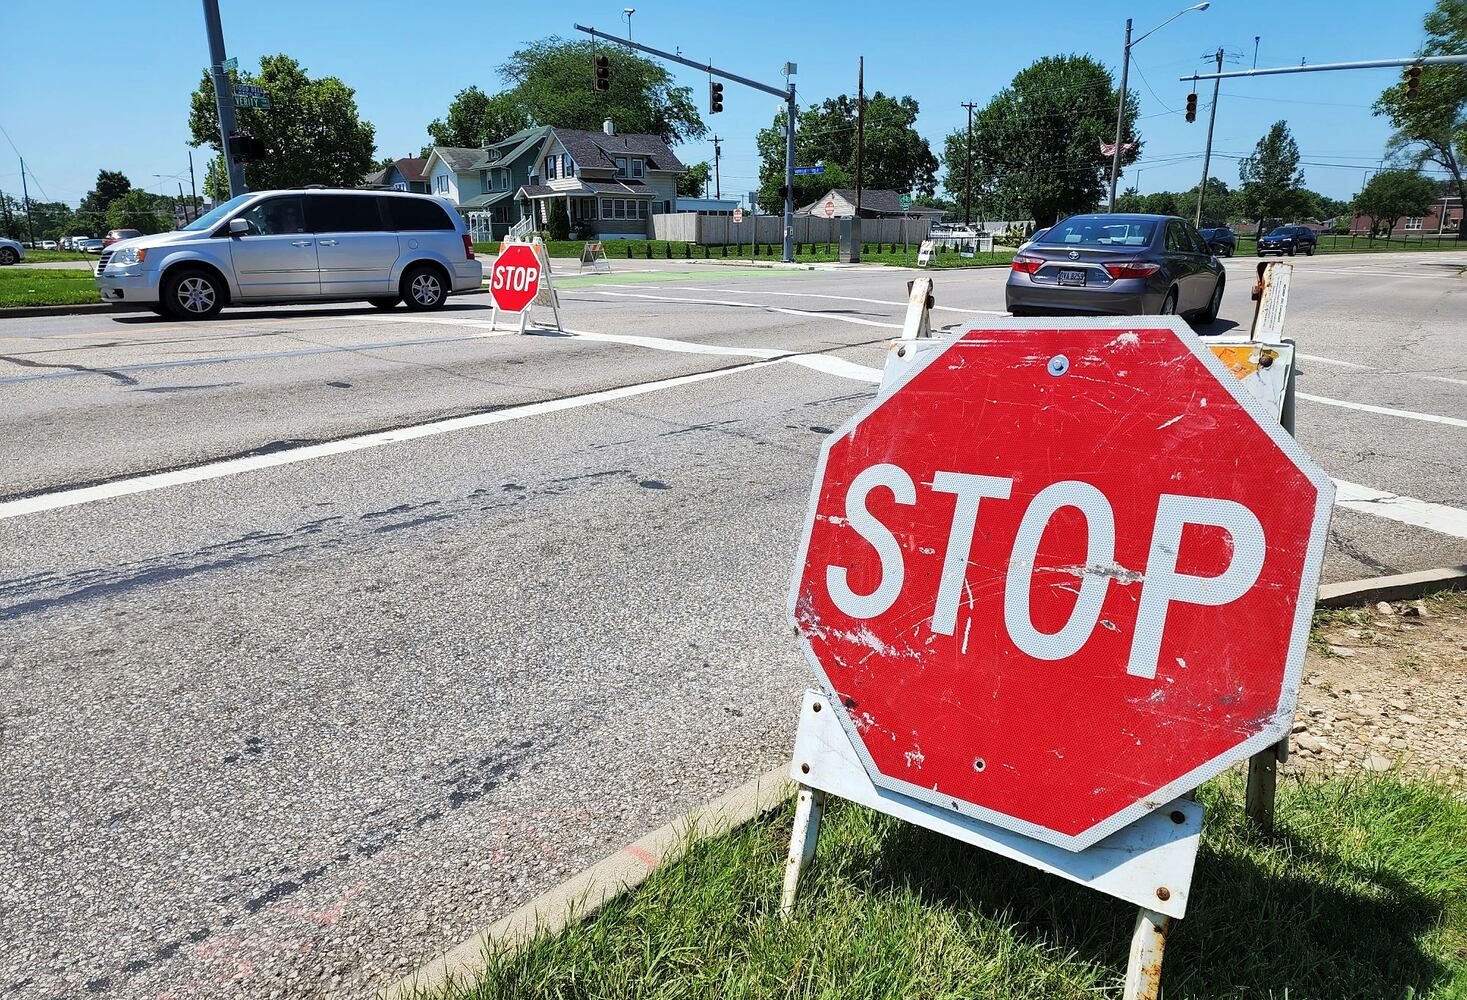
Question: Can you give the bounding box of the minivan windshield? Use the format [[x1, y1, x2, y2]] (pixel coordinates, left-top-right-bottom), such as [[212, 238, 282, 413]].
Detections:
[[180, 193, 254, 232], [1038, 217, 1157, 248]]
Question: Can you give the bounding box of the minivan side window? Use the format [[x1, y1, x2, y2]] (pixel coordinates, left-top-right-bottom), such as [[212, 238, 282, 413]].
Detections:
[[307, 194, 384, 233], [382, 197, 455, 232], [238, 196, 307, 236]]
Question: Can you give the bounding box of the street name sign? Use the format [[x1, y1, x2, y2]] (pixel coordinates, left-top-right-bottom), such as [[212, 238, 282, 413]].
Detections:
[[790, 318, 1333, 851], [794, 165, 825, 176]]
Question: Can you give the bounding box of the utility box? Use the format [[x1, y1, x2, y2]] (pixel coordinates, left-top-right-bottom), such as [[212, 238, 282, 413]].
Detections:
[[839, 216, 862, 263]]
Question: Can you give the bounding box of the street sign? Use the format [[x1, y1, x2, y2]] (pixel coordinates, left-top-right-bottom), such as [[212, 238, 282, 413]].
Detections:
[[899, 193, 912, 211], [490, 243, 541, 314], [732, 207, 744, 223], [794, 166, 825, 176], [822, 200, 836, 219], [222, 56, 238, 72], [234, 95, 271, 109], [234, 83, 266, 97], [789, 318, 1333, 851]]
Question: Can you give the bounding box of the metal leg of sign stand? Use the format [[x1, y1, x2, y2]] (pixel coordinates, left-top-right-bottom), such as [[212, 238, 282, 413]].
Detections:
[[779, 784, 826, 921], [1122, 908, 1171, 1000], [517, 309, 528, 335], [1245, 742, 1280, 835]]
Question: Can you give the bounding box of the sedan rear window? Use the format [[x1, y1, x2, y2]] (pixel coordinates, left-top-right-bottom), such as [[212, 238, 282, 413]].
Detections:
[[1038, 218, 1157, 247], [382, 197, 455, 232]]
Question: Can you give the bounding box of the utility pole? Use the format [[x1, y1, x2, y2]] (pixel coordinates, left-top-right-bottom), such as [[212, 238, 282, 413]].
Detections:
[[712, 135, 722, 199], [961, 101, 977, 226], [1108, 18, 1132, 212], [201, 0, 246, 198], [18, 156, 35, 246], [854, 56, 864, 214], [1195, 48, 1224, 227], [178, 182, 189, 223], [188, 148, 201, 216], [575, 23, 797, 262]]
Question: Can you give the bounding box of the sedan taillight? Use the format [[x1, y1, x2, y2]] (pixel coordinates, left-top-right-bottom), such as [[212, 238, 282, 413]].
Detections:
[[1103, 261, 1161, 279], [1010, 253, 1043, 274]]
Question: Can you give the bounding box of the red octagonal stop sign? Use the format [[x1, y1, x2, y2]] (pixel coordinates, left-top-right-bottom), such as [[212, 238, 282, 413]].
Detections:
[[790, 319, 1334, 850], [490, 243, 542, 313]]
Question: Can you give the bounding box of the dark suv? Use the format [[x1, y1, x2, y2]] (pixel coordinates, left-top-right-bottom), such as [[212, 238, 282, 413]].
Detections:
[[1258, 225, 1318, 256], [1198, 226, 1236, 256]]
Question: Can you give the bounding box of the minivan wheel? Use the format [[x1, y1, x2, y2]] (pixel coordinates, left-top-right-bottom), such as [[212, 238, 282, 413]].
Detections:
[[1158, 289, 1178, 316], [402, 266, 447, 311], [162, 267, 223, 320], [368, 296, 400, 310], [0, 247, 18, 265]]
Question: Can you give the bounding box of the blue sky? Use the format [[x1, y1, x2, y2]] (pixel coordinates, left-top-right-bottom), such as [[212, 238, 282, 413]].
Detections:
[[0, 1, 1444, 209]]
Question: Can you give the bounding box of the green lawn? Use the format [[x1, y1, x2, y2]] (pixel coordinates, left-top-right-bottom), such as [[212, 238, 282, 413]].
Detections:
[[417, 772, 1467, 1000], [0, 267, 99, 307], [18, 250, 96, 263], [1234, 234, 1465, 256]]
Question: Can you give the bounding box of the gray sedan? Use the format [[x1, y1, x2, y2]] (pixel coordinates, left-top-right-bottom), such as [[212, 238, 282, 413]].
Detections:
[[1005, 214, 1225, 324]]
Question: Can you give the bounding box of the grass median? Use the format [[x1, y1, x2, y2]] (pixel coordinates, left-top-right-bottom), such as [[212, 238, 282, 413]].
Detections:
[[0, 267, 99, 307], [414, 771, 1467, 999], [19, 250, 96, 264]]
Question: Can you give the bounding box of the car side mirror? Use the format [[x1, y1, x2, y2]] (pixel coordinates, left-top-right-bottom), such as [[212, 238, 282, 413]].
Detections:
[[228, 218, 249, 236]]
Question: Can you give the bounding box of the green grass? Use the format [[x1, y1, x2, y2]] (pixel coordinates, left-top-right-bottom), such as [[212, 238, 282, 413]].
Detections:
[[20, 249, 95, 263], [1234, 234, 1465, 256], [0, 267, 99, 307], [418, 772, 1467, 1000]]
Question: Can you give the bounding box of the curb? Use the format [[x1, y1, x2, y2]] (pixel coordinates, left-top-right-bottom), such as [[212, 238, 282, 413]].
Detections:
[[1317, 565, 1467, 608], [0, 301, 150, 319], [382, 766, 792, 999]]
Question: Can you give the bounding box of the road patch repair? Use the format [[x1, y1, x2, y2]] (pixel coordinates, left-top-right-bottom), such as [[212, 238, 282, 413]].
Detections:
[[386, 281, 1467, 998]]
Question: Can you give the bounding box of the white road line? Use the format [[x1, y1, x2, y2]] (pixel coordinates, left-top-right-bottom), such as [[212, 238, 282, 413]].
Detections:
[[1333, 479, 1467, 540], [0, 362, 772, 520], [786, 355, 882, 382], [666, 285, 1008, 316], [1296, 392, 1467, 429], [587, 289, 905, 330], [368, 314, 787, 360], [1299, 352, 1467, 388]]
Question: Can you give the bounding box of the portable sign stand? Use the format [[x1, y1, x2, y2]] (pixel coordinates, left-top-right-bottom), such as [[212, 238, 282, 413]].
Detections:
[[490, 238, 562, 334], [916, 240, 934, 268], [579, 241, 611, 274], [782, 262, 1318, 1000]]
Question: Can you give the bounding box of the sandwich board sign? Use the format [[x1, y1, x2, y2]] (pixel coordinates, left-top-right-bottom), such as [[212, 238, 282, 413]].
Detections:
[[916, 240, 934, 267], [490, 239, 560, 332], [782, 315, 1332, 996], [579, 241, 611, 273]]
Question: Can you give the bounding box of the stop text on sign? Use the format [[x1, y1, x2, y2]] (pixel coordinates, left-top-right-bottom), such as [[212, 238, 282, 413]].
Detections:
[[827, 464, 1265, 682], [491, 265, 538, 292]]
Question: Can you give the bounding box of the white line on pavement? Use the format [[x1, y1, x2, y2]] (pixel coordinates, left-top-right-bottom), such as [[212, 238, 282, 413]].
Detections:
[[1299, 352, 1467, 388], [1333, 479, 1467, 540], [1297, 392, 1467, 429], [587, 289, 905, 330], [666, 286, 1009, 316], [366, 314, 788, 360], [786, 355, 883, 382]]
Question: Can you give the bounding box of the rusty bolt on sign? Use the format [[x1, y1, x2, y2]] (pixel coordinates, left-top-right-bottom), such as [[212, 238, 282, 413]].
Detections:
[[1155, 886, 1171, 902]]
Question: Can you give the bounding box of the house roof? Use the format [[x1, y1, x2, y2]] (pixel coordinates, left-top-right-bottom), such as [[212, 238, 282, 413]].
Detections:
[[393, 157, 428, 183], [550, 129, 685, 173], [361, 167, 388, 188], [429, 146, 484, 172], [516, 179, 655, 199], [799, 188, 944, 217], [459, 190, 514, 209], [473, 126, 554, 170]]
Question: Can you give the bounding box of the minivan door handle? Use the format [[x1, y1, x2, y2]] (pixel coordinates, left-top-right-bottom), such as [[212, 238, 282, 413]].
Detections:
[[317, 239, 339, 247], [290, 240, 314, 247]]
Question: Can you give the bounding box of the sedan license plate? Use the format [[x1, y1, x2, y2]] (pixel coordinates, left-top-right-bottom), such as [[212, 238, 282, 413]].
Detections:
[[1057, 268, 1086, 286]]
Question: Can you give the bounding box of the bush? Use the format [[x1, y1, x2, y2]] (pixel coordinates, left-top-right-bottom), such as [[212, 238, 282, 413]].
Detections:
[[545, 201, 571, 241]]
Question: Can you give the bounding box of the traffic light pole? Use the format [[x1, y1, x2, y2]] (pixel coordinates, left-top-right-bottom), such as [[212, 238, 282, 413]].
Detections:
[[1194, 49, 1223, 227], [201, 0, 246, 198], [574, 23, 797, 263], [1182, 52, 1467, 81]]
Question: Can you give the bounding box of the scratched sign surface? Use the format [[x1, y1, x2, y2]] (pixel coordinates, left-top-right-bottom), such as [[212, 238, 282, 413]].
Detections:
[[790, 319, 1334, 850]]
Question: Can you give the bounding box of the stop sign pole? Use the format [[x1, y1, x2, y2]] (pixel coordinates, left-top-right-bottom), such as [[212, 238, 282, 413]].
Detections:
[[781, 314, 1332, 997]]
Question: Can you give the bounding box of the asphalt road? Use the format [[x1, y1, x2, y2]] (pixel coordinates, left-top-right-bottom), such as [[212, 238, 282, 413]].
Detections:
[[2, 251, 1464, 998]]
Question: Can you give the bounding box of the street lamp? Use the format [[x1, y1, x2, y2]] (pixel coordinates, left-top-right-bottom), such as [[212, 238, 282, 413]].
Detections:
[[623, 7, 634, 41], [1107, 2, 1209, 211]]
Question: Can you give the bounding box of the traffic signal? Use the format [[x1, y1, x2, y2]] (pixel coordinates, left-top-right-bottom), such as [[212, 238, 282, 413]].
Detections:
[[1185, 92, 1198, 123], [1404, 64, 1422, 100], [228, 133, 266, 162], [593, 53, 610, 92], [709, 81, 724, 114]]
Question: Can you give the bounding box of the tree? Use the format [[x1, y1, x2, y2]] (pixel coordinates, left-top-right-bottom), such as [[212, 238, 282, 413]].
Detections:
[[945, 56, 1139, 224], [78, 170, 133, 221], [189, 54, 377, 199], [1373, 0, 1466, 234], [497, 38, 703, 145], [1237, 121, 1306, 233], [1179, 177, 1234, 227], [425, 86, 532, 150], [678, 161, 711, 198], [1354, 168, 1439, 239], [104, 190, 173, 234], [753, 92, 936, 216]]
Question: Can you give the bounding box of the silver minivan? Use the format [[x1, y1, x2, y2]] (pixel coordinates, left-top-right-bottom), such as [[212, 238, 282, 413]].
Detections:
[[95, 188, 483, 319]]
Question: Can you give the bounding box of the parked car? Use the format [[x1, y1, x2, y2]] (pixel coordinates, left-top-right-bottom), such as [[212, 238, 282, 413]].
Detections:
[[1258, 225, 1318, 256], [94, 189, 484, 320], [1198, 226, 1236, 256], [103, 228, 143, 248], [40, 240, 59, 250], [78, 239, 106, 254], [63, 236, 90, 252], [0, 237, 25, 265], [1005, 213, 1225, 323]]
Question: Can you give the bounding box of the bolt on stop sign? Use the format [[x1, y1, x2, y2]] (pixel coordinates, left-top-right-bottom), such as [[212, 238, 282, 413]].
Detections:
[[790, 319, 1334, 850], [489, 243, 542, 313]]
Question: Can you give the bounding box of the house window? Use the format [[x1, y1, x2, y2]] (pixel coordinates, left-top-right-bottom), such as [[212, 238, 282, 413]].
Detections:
[[480, 170, 489, 191], [602, 198, 613, 219], [392, 181, 407, 191], [631, 159, 644, 178], [615, 157, 628, 177], [435, 174, 448, 194], [561, 154, 573, 177], [544, 156, 558, 180], [638, 200, 648, 220], [1405, 217, 1423, 231]]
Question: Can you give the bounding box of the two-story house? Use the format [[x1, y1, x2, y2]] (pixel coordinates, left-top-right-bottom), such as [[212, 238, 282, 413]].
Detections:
[[513, 122, 685, 240], [420, 146, 486, 208], [458, 126, 552, 240]]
